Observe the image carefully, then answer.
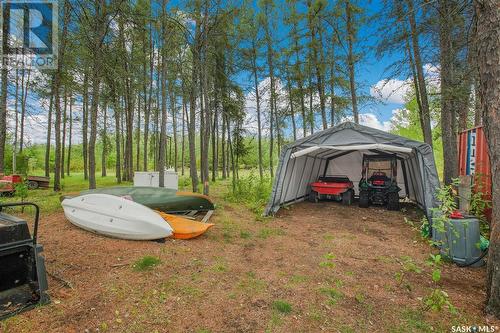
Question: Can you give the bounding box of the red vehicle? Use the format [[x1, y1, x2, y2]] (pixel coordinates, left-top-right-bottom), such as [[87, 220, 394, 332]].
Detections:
[[0, 175, 22, 196], [0, 174, 50, 196], [309, 175, 354, 205]]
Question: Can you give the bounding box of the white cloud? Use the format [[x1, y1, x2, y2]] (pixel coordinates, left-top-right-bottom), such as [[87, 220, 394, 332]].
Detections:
[[7, 97, 85, 146], [370, 78, 411, 104], [341, 113, 392, 132], [371, 63, 441, 104], [359, 113, 392, 132]]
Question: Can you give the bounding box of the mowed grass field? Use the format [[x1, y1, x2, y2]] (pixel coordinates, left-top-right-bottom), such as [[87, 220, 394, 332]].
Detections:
[[0, 172, 498, 332]]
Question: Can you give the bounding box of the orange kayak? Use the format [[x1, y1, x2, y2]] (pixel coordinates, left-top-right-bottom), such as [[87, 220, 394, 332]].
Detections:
[[157, 211, 214, 240]]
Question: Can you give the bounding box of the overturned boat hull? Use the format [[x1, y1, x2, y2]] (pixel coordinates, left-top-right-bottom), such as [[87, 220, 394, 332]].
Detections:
[[81, 187, 215, 213], [62, 194, 173, 240]]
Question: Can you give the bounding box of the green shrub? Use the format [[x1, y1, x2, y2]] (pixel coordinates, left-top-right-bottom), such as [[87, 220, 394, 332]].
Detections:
[[132, 256, 161, 271], [226, 173, 273, 216], [272, 300, 292, 314], [423, 289, 457, 314]]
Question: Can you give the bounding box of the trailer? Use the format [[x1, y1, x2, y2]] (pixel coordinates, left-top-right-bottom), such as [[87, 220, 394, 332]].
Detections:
[[26, 176, 50, 189]]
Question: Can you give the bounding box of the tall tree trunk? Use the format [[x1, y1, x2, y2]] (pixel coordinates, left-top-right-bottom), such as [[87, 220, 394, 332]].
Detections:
[[20, 67, 31, 153], [45, 88, 54, 177], [330, 32, 336, 127], [221, 104, 226, 179], [119, 15, 134, 182], [181, 93, 187, 176], [201, 53, 211, 195], [251, 42, 263, 180], [439, 0, 458, 185], [0, 3, 9, 173], [82, 71, 89, 180], [274, 85, 281, 156], [121, 98, 126, 179], [212, 104, 218, 182], [88, 0, 106, 189], [308, 67, 314, 133], [67, 95, 72, 176], [136, 94, 141, 172], [318, 23, 327, 128], [188, 15, 200, 193], [298, 78, 307, 137], [170, 83, 178, 172], [291, 18, 307, 137], [61, 90, 67, 179], [474, 0, 500, 318], [346, 1, 359, 123], [158, 0, 168, 187], [112, 86, 121, 183], [263, 11, 275, 178], [307, 3, 327, 130], [125, 83, 134, 181], [406, 0, 433, 146], [226, 116, 236, 192], [287, 74, 297, 141], [13, 69, 20, 173], [144, 23, 154, 171], [198, 68, 206, 192], [404, 31, 425, 133], [53, 0, 70, 191], [101, 100, 107, 177], [154, 69, 160, 171]]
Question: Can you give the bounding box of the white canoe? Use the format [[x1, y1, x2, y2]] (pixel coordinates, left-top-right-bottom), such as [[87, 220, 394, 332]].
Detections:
[[61, 194, 173, 240]]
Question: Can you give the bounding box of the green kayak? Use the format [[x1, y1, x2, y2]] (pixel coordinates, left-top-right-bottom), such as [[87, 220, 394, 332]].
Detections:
[[81, 187, 215, 213]]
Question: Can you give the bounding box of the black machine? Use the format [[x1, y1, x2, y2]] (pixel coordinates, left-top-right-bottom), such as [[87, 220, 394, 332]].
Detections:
[[0, 202, 49, 320], [358, 154, 401, 210]]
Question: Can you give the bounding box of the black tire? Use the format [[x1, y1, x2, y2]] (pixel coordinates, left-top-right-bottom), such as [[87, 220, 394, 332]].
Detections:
[[387, 192, 400, 211], [27, 180, 39, 190], [309, 191, 318, 203], [342, 189, 353, 205], [359, 190, 369, 208]]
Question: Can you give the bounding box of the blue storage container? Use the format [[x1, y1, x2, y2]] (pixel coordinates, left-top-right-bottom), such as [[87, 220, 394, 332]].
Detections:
[[431, 214, 484, 267]]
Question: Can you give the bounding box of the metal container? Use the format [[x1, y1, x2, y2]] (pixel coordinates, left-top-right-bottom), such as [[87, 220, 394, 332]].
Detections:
[[458, 126, 492, 221]]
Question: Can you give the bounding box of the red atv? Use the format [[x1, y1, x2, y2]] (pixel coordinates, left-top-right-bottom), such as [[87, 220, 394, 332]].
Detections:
[[309, 176, 354, 205]]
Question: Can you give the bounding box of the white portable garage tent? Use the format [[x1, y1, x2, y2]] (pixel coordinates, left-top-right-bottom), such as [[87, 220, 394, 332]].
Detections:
[[264, 122, 440, 218]]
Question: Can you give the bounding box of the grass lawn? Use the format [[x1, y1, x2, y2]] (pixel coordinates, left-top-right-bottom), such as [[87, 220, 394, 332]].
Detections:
[[0, 173, 497, 332]]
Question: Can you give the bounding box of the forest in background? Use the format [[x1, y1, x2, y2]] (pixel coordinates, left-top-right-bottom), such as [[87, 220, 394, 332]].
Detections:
[[0, 0, 481, 194]]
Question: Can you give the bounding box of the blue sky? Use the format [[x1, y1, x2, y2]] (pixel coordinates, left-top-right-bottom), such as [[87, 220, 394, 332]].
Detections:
[[240, 0, 410, 130], [354, 0, 406, 123]]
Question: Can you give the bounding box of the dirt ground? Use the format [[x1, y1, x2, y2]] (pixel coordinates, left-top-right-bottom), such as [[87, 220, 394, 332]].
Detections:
[[1, 197, 499, 333]]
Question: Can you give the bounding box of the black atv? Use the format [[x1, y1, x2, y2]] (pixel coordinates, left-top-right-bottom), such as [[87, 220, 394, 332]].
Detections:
[[358, 154, 401, 211]]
